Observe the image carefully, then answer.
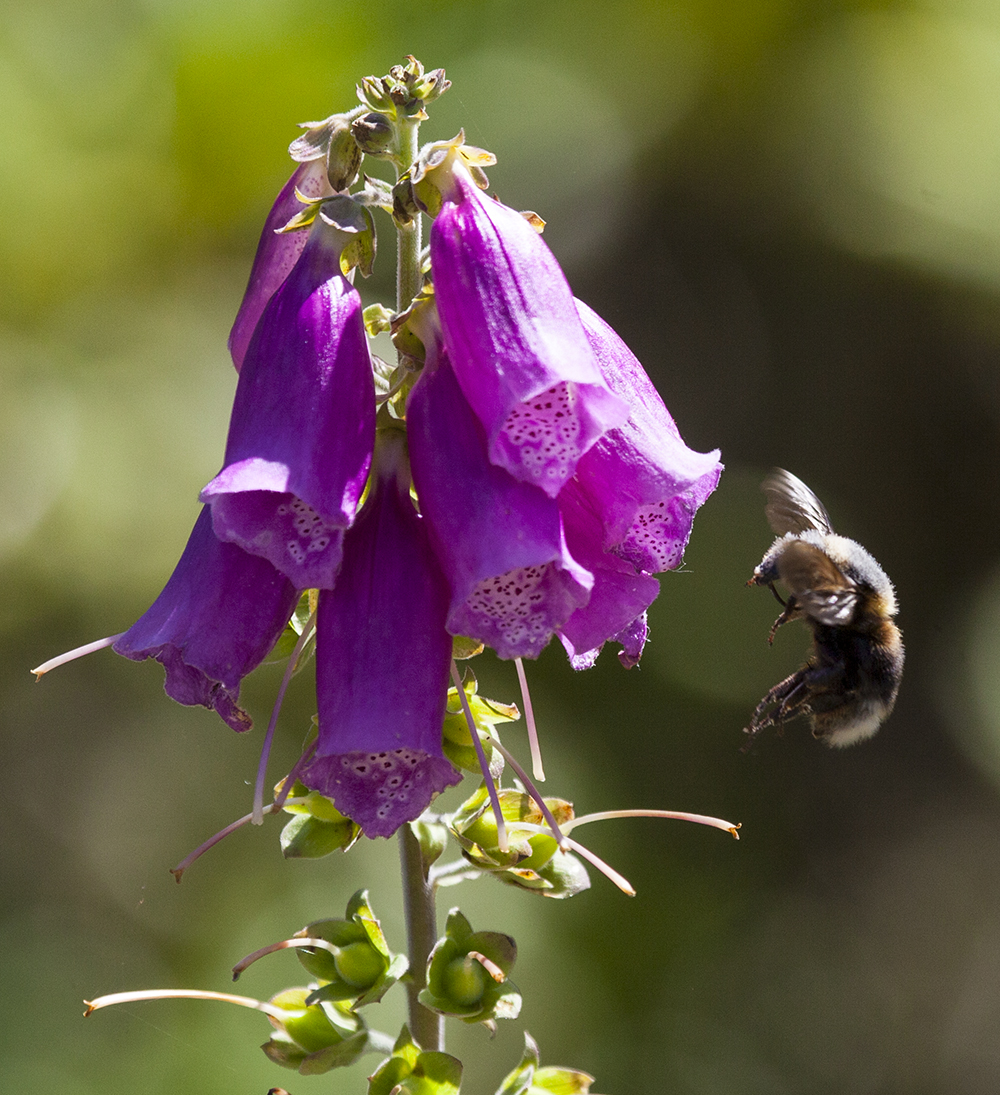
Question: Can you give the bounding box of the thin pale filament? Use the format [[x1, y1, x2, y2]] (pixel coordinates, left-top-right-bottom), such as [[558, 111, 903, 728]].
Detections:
[[233, 937, 341, 980], [170, 799, 309, 882], [31, 634, 124, 679], [566, 809, 741, 839], [485, 735, 567, 851], [253, 612, 317, 825], [514, 657, 544, 781], [83, 988, 292, 1023], [450, 659, 507, 853]]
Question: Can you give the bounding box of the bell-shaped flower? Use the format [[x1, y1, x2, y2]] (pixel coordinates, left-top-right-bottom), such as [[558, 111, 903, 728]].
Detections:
[[428, 150, 628, 497], [201, 198, 375, 591], [406, 308, 592, 660], [228, 159, 335, 372], [113, 506, 299, 731], [572, 299, 722, 573], [298, 432, 461, 838]]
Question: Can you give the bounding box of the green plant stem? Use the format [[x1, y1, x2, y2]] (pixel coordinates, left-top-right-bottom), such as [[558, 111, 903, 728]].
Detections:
[[398, 824, 443, 1051], [396, 116, 422, 315]]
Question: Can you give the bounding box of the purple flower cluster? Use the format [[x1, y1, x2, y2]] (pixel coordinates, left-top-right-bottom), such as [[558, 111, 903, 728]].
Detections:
[[93, 142, 720, 839]]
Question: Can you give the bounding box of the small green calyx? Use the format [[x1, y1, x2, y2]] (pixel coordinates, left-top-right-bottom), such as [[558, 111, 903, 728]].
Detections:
[[294, 889, 407, 1008], [409, 131, 497, 216], [278, 779, 360, 859], [450, 786, 591, 899], [368, 1025, 463, 1095], [262, 989, 368, 1075], [419, 908, 521, 1024]]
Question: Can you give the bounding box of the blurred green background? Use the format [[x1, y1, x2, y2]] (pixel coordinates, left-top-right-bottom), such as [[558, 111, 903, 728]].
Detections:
[[6, 0, 1000, 1091]]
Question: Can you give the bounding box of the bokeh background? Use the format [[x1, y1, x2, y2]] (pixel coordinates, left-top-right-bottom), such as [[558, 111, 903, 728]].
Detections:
[[6, 0, 1000, 1092]]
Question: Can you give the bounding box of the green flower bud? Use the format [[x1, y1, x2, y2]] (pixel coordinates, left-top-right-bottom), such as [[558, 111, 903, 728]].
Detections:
[[419, 908, 521, 1024]]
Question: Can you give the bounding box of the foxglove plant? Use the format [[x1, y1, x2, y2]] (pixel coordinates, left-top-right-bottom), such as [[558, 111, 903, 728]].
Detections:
[[37, 57, 736, 1095]]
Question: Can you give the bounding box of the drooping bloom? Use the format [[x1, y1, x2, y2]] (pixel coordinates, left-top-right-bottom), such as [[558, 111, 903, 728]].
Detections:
[[228, 159, 335, 372], [113, 507, 299, 731], [201, 199, 375, 591], [299, 432, 461, 838], [429, 154, 628, 497], [572, 299, 723, 573], [407, 307, 592, 660]]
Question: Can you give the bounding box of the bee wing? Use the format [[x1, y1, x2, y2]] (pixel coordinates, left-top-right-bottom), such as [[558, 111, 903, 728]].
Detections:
[[776, 539, 858, 626], [762, 468, 834, 535]]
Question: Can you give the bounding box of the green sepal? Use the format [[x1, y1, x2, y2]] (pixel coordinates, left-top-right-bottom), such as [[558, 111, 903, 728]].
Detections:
[[495, 848, 591, 900], [364, 303, 394, 337], [441, 669, 518, 776], [293, 890, 406, 1008], [261, 989, 367, 1075], [368, 1025, 463, 1095], [496, 1033, 596, 1095], [419, 908, 520, 1024], [409, 132, 496, 217]]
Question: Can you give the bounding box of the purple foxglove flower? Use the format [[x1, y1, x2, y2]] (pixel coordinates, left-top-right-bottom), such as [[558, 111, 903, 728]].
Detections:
[[228, 159, 334, 372], [573, 299, 722, 574], [556, 477, 660, 668], [430, 163, 628, 497], [113, 507, 299, 731], [299, 434, 461, 838], [407, 320, 593, 661], [201, 203, 375, 591]]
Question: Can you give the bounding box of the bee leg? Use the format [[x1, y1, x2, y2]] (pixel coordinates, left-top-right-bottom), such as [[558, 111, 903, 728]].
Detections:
[[741, 669, 810, 753], [767, 596, 799, 645]]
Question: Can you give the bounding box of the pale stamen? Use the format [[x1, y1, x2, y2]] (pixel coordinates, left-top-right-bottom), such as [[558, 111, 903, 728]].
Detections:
[[565, 809, 741, 839], [170, 799, 309, 882], [450, 659, 508, 853], [514, 657, 544, 781], [83, 988, 293, 1023], [253, 612, 317, 825], [31, 634, 124, 679]]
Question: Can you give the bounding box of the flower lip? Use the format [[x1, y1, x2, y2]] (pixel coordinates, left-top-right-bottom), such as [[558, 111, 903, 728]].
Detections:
[[429, 161, 628, 497], [299, 433, 461, 837], [573, 298, 722, 573], [202, 212, 375, 591], [112, 507, 299, 732]]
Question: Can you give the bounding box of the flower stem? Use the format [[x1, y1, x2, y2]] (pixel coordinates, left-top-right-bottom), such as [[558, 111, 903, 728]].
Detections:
[[398, 823, 443, 1051], [396, 116, 422, 315]]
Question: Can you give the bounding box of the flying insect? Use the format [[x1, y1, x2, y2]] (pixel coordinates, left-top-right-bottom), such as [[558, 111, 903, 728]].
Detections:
[[743, 469, 903, 749]]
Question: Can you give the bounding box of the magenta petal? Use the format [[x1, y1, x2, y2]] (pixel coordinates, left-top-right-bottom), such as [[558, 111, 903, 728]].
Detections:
[[300, 443, 461, 838], [202, 215, 375, 590], [430, 170, 628, 497], [408, 348, 593, 660], [556, 479, 660, 666], [113, 507, 298, 731], [574, 299, 723, 572], [229, 160, 334, 372]]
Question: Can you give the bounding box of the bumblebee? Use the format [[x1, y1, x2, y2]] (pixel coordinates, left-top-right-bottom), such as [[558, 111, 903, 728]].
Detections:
[[743, 469, 903, 749]]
